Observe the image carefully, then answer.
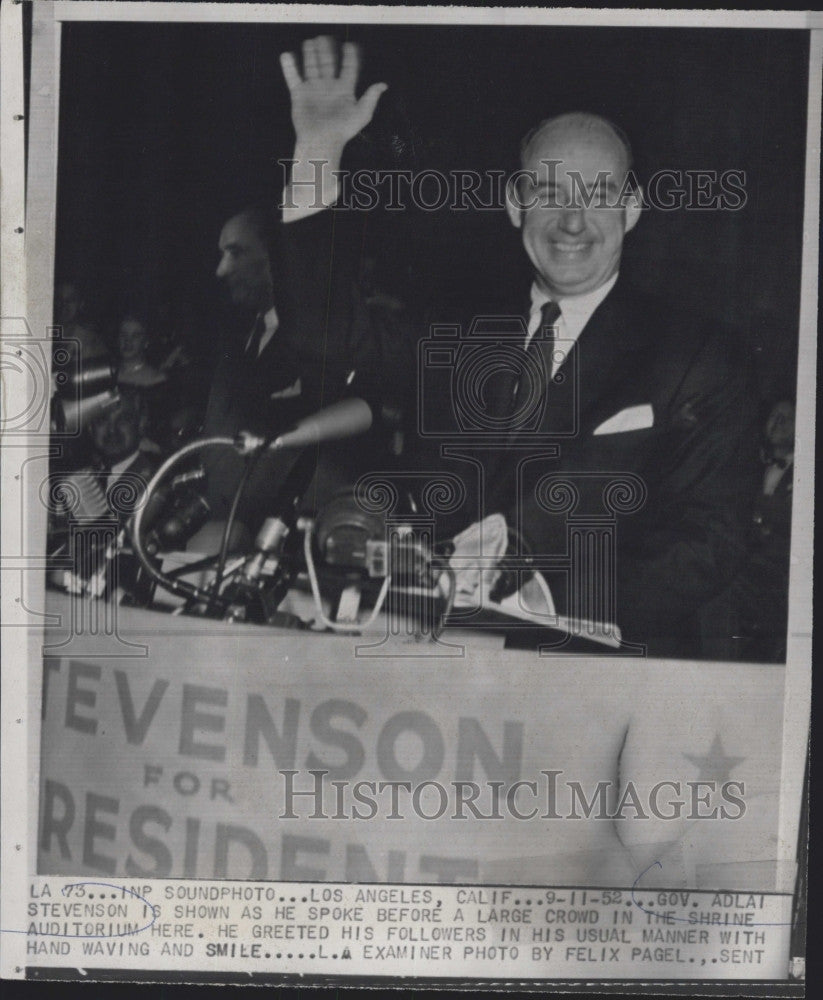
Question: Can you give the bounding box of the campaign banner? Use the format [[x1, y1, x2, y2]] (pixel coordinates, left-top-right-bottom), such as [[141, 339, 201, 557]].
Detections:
[[38, 596, 788, 896]]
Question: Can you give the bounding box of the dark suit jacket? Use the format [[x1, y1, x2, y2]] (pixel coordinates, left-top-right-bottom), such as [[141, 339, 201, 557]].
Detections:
[[201, 313, 306, 440], [201, 210, 417, 529], [204, 210, 415, 439], [418, 277, 760, 657]]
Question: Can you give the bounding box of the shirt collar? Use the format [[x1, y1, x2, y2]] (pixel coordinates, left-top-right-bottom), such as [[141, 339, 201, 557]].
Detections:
[[530, 272, 619, 326]]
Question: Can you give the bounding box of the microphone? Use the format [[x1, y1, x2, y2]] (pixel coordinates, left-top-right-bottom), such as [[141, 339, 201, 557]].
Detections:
[[55, 390, 120, 436], [273, 397, 373, 450], [143, 494, 212, 556], [234, 398, 373, 455], [52, 356, 120, 435], [139, 466, 211, 556]]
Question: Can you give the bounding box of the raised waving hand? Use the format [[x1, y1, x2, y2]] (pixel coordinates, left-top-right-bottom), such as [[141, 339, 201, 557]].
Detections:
[[280, 36, 387, 151], [280, 37, 387, 219]]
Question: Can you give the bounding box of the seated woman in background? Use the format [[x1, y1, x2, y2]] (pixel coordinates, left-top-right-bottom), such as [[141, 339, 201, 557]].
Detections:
[[116, 312, 168, 388], [55, 279, 109, 362]]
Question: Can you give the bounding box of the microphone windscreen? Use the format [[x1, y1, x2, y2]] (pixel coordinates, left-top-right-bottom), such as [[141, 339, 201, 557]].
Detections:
[[272, 398, 373, 450], [57, 390, 119, 435]]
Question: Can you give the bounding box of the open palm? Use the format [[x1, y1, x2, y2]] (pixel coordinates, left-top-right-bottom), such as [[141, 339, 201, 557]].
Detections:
[[280, 37, 387, 149]]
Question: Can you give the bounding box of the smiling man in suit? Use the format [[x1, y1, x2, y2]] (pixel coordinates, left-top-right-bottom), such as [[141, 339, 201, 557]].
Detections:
[[446, 112, 759, 657]]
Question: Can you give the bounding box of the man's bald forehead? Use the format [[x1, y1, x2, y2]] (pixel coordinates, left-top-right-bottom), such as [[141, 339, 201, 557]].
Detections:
[[222, 205, 276, 251], [520, 112, 634, 174], [221, 213, 259, 243]]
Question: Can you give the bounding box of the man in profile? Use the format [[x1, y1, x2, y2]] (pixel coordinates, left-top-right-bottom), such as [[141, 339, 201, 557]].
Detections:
[[204, 206, 305, 439], [444, 112, 759, 656], [195, 39, 409, 543]]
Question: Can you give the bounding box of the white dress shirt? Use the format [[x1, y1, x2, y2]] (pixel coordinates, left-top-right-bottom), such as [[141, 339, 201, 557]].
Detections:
[[525, 273, 619, 377]]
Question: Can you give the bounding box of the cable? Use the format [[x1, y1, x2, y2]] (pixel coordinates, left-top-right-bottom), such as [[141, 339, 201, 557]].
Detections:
[[430, 559, 456, 641], [131, 436, 235, 611], [210, 448, 264, 613], [302, 520, 391, 632]]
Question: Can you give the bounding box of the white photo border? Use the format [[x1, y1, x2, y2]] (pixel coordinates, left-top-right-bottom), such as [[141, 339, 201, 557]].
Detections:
[[1, 2, 819, 987]]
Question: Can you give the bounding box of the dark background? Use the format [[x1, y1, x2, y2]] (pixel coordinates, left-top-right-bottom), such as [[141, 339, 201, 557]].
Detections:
[[55, 22, 809, 402]]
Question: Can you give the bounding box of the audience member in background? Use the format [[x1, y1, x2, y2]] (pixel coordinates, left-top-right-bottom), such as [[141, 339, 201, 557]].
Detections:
[[116, 313, 168, 388], [758, 399, 795, 516], [47, 389, 160, 598], [89, 389, 158, 484], [55, 280, 108, 363], [700, 398, 795, 662], [115, 309, 199, 451]]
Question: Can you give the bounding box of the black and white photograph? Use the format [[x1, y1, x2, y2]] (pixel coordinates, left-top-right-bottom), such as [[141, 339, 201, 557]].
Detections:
[[0, 2, 816, 991]]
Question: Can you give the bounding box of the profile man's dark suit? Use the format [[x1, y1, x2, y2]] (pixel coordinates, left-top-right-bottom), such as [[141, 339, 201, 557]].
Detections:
[[205, 210, 413, 436], [203, 319, 295, 438], [202, 210, 415, 529], [467, 277, 760, 657], [200, 295, 311, 530]]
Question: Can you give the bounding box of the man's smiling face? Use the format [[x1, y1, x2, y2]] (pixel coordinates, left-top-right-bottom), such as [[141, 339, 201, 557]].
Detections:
[[508, 115, 641, 298]]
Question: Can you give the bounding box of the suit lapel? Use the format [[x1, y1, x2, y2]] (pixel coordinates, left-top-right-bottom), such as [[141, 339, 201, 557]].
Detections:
[[488, 279, 657, 442], [560, 280, 654, 438]]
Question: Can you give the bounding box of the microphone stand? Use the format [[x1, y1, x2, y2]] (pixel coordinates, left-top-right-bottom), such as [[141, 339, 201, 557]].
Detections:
[[218, 445, 319, 625], [131, 399, 374, 621], [213, 398, 375, 620], [210, 446, 265, 615]]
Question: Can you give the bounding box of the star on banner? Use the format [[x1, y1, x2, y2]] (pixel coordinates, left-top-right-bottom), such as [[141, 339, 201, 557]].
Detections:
[[683, 734, 746, 784]]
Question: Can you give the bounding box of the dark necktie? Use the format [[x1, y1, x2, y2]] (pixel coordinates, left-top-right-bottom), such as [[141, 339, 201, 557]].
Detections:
[[532, 299, 562, 376], [512, 300, 562, 414], [245, 313, 266, 359]]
